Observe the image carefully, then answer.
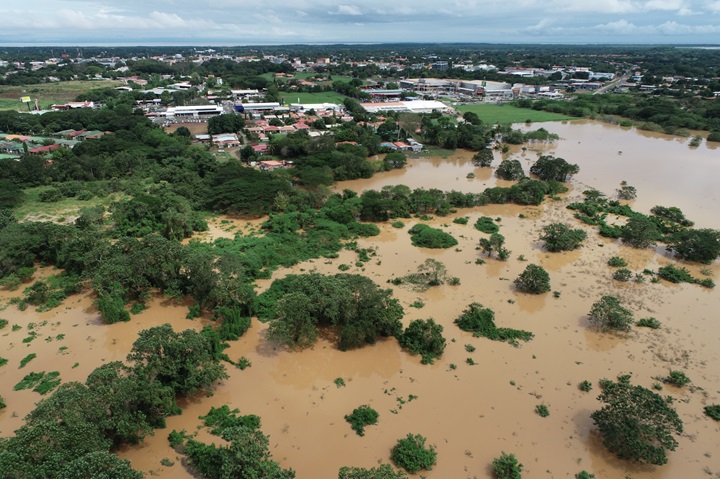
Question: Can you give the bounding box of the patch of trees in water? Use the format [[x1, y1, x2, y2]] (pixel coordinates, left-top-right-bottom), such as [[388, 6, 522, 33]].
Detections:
[[568, 190, 720, 282], [0, 104, 717, 478], [0, 324, 231, 478]]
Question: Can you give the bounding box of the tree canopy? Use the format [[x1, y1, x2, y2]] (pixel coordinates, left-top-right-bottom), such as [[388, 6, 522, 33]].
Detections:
[[591, 377, 683, 465]]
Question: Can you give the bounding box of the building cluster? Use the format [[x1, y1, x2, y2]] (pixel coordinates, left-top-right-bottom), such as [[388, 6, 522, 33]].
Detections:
[[397, 78, 560, 100]]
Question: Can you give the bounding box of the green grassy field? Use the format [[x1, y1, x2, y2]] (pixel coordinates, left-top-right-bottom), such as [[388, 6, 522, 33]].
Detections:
[[455, 103, 576, 124], [280, 92, 346, 104], [16, 186, 122, 222], [260, 72, 357, 84], [0, 80, 123, 111]]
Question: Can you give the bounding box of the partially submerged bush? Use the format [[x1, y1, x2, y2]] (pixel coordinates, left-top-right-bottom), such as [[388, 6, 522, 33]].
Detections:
[[399, 319, 446, 364], [454, 303, 532, 344], [408, 224, 458, 249], [587, 295, 633, 332], [345, 405, 379, 436], [514, 264, 551, 294], [390, 434, 437, 474]]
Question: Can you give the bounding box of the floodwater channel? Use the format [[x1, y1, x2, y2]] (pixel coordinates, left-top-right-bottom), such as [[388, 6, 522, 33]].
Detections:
[[1, 120, 719, 479]]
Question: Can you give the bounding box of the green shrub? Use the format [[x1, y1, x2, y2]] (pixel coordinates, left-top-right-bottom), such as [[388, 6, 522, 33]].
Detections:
[[338, 464, 407, 479], [408, 224, 458, 249], [704, 405, 720, 421], [662, 370, 691, 387], [39, 188, 64, 202], [399, 319, 446, 365], [658, 264, 694, 283], [612, 268, 633, 282], [492, 452, 523, 479], [97, 294, 130, 324], [578, 380, 593, 392], [587, 295, 633, 332], [607, 256, 627, 267], [474, 216, 499, 233], [539, 223, 587, 252], [453, 217, 469, 225], [454, 303, 533, 344], [334, 377, 346, 388], [236, 357, 252, 370], [514, 264, 551, 294], [345, 405, 380, 436], [535, 404, 550, 417], [186, 304, 201, 319], [391, 221, 405, 228], [575, 472, 595, 479], [636, 317, 660, 329], [19, 353, 36, 368], [217, 307, 251, 341], [390, 434, 437, 474]]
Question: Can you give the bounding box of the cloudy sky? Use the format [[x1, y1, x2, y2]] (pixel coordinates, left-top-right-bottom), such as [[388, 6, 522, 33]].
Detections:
[[2, 0, 720, 45]]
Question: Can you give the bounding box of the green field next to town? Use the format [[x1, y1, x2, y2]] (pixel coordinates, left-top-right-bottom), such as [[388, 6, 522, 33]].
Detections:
[[0, 80, 123, 111], [280, 92, 347, 104], [455, 103, 577, 124], [260, 72, 357, 84]]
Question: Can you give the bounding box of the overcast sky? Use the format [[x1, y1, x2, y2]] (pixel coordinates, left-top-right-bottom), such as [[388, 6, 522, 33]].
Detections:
[[2, 0, 720, 45]]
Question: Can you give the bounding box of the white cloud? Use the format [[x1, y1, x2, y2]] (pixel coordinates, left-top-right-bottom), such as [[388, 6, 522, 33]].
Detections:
[[336, 5, 362, 15], [0, 0, 718, 43]]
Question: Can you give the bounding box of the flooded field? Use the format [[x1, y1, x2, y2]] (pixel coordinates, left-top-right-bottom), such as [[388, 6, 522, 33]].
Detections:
[[1, 120, 719, 479]]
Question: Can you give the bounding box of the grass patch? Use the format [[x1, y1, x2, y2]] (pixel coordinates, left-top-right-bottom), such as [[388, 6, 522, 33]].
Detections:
[[279, 92, 347, 105], [16, 186, 119, 221], [19, 353, 36, 368], [0, 80, 123, 111], [455, 103, 576, 124]]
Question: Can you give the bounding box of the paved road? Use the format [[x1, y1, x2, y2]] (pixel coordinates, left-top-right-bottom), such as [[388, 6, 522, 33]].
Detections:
[[594, 72, 631, 94]]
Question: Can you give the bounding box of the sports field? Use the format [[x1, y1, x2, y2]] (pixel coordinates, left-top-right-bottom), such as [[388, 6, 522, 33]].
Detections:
[[280, 92, 346, 104], [0, 80, 123, 111], [455, 103, 576, 123]]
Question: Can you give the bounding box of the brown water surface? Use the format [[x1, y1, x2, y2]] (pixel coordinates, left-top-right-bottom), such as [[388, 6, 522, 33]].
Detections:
[[2, 120, 719, 479]]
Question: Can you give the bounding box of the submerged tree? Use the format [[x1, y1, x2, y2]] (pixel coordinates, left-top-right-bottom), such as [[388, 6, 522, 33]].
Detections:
[[591, 377, 683, 465], [513, 264, 551, 294], [495, 159, 525, 181], [529, 155, 579, 182], [587, 295, 633, 332], [539, 223, 587, 252]]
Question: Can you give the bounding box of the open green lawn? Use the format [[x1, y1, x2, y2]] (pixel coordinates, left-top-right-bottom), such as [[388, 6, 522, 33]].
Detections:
[[0, 80, 123, 111], [280, 92, 347, 104], [16, 187, 123, 222], [455, 103, 577, 124], [260, 72, 359, 85]]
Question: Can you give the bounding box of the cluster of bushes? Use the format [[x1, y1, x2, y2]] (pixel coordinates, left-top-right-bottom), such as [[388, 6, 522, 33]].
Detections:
[[172, 405, 294, 479], [257, 273, 404, 350], [568, 194, 720, 265], [0, 324, 227, 478], [454, 303, 533, 344]]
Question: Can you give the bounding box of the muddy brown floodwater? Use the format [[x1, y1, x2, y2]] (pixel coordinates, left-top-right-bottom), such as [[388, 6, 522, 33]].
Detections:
[[1, 120, 719, 479]]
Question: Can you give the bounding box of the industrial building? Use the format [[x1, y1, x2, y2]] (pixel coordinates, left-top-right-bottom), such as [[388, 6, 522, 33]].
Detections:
[[164, 105, 223, 120], [360, 100, 452, 114]]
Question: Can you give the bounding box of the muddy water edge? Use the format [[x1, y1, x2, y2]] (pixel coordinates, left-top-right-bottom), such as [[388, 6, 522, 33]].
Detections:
[[0, 119, 719, 479]]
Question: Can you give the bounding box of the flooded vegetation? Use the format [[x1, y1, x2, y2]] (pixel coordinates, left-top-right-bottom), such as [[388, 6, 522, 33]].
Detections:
[[2, 120, 720, 478]]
